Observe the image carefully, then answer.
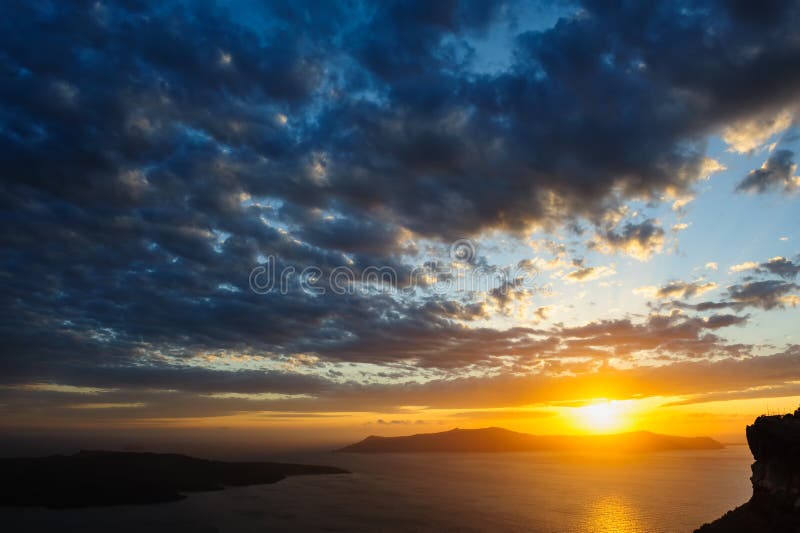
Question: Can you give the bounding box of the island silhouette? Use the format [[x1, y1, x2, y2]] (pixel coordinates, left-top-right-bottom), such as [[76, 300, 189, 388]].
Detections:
[[338, 426, 724, 453], [0, 450, 348, 508]]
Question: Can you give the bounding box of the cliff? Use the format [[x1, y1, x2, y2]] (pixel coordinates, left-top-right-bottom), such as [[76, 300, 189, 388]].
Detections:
[[338, 427, 723, 453], [696, 407, 800, 532]]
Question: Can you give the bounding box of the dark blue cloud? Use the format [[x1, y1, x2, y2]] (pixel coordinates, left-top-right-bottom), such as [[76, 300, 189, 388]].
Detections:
[[1, 0, 800, 396], [737, 149, 798, 193]]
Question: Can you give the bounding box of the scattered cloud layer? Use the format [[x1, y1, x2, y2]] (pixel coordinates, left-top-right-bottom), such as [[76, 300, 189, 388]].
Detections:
[[1, 0, 800, 425]]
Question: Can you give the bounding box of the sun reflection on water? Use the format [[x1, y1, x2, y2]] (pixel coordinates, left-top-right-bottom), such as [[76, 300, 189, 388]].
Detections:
[[581, 495, 648, 533]]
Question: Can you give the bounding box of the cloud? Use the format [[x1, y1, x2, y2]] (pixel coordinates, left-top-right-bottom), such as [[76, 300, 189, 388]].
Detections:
[[729, 261, 759, 273], [591, 220, 665, 260], [526, 241, 571, 270], [533, 306, 551, 323], [68, 403, 146, 410], [635, 281, 718, 300], [671, 195, 695, 212], [737, 149, 800, 193], [376, 419, 426, 425], [564, 265, 617, 283], [703, 314, 747, 329], [486, 279, 536, 317], [756, 256, 800, 279], [663, 382, 800, 407], [669, 255, 800, 310], [722, 109, 794, 153], [675, 280, 800, 312], [705, 262, 719, 271], [727, 280, 800, 310], [699, 158, 728, 179]]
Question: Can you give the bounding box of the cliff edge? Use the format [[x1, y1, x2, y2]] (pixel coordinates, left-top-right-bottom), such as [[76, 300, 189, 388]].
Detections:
[[695, 407, 800, 532]]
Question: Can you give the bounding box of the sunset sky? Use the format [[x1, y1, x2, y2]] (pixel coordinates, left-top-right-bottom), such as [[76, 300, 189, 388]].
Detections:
[[2, 0, 800, 451]]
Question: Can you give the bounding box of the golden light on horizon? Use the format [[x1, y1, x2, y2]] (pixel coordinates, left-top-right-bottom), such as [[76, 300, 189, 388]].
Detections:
[[574, 400, 629, 434]]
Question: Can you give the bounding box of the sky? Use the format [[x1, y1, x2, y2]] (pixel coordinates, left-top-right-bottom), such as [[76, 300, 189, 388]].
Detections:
[[1, 0, 800, 453]]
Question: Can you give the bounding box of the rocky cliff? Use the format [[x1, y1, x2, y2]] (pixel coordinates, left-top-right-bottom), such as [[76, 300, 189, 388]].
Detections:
[[696, 407, 800, 532]]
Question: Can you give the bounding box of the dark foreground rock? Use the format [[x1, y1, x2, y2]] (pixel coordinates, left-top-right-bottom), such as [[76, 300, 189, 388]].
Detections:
[[695, 407, 800, 532], [0, 450, 348, 508], [339, 427, 723, 453]]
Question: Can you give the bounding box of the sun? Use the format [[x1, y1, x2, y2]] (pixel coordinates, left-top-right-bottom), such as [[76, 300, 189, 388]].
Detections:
[[574, 400, 628, 433]]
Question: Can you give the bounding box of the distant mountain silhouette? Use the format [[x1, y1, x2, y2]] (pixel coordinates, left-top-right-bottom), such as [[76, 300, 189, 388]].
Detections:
[[338, 427, 724, 453], [0, 450, 347, 508], [695, 407, 800, 532]]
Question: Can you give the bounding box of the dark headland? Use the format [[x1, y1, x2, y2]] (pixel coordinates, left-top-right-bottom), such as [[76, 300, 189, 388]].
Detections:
[[695, 407, 800, 533], [0, 450, 347, 508], [338, 426, 724, 453]]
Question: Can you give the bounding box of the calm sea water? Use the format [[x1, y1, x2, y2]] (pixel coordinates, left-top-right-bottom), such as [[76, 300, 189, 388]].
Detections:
[[2, 446, 753, 532]]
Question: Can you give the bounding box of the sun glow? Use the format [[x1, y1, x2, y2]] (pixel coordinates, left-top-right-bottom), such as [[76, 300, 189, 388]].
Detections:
[[574, 400, 628, 433]]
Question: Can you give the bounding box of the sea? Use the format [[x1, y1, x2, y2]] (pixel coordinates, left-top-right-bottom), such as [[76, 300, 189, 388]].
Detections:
[[2, 445, 753, 532]]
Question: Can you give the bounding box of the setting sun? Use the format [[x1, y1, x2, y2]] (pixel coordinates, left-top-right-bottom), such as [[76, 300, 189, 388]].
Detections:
[[574, 401, 628, 433]]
